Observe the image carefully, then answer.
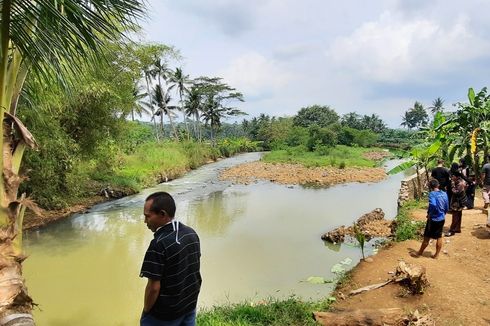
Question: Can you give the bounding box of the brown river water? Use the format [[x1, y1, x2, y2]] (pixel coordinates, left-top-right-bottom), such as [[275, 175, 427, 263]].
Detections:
[[23, 152, 410, 325]]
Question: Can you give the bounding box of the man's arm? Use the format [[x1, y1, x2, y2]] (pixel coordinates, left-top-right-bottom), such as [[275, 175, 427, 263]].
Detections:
[[143, 278, 160, 313]]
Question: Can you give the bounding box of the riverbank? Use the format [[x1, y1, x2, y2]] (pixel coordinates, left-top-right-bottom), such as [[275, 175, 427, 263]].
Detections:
[[23, 148, 390, 230], [220, 161, 386, 186], [326, 196, 490, 325]]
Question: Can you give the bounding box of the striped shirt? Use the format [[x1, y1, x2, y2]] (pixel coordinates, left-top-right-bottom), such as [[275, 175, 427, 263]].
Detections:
[[140, 221, 201, 321]]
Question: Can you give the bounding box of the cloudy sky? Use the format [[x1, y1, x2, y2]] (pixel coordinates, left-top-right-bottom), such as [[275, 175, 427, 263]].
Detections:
[[140, 0, 490, 127]]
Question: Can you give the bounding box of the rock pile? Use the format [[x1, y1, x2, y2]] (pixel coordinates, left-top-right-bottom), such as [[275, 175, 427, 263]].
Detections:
[[321, 208, 393, 243]]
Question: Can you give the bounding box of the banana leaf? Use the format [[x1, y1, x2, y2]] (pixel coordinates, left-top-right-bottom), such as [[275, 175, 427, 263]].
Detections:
[[388, 160, 415, 175]]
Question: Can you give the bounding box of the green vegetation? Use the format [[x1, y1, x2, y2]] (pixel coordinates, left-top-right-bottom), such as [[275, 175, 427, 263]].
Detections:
[[262, 145, 381, 168], [353, 223, 366, 260], [0, 0, 147, 320], [197, 297, 330, 326], [393, 200, 426, 241], [395, 88, 490, 180]]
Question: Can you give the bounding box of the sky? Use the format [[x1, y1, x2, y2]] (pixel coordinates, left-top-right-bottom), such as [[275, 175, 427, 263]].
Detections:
[[139, 0, 490, 127]]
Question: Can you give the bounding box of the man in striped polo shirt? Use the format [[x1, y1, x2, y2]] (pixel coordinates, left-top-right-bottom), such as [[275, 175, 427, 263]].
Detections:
[[140, 192, 202, 326]]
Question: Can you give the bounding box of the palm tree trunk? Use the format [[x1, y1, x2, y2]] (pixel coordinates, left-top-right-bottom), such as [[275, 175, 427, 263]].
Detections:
[[159, 113, 164, 138], [0, 122, 35, 325], [166, 111, 178, 140], [0, 6, 35, 319], [145, 75, 159, 142], [180, 95, 190, 140], [196, 112, 202, 142]]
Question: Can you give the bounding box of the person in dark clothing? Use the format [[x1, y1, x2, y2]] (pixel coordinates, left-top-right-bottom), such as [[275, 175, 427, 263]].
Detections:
[[431, 159, 450, 193], [140, 192, 201, 326], [416, 179, 448, 259], [459, 157, 475, 209], [446, 172, 467, 236], [481, 154, 490, 227]]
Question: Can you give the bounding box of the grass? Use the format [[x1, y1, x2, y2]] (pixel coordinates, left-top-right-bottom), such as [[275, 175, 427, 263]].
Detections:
[[262, 145, 385, 168], [90, 140, 238, 193], [394, 199, 426, 241], [197, 296, 331, 326]]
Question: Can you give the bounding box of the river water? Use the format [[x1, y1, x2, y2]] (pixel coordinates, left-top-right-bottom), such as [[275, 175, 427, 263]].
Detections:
[[23, 152, 410, 325]]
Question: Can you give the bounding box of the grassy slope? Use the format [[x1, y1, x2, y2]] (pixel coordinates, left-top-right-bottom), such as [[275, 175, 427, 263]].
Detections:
[[262, 145, 383, 168]]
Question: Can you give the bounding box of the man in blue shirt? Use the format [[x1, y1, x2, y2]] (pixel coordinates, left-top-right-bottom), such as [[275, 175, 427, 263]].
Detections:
[[416, 179, 449, 259]]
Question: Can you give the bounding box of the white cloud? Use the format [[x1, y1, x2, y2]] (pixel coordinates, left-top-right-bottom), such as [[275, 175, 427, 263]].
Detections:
[[328, 11, 490, 84], [219, 52, 293, 100]]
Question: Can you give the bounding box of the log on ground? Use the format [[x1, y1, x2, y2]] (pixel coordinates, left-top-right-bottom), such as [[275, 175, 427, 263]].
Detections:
[[313, 308, 405, 326]]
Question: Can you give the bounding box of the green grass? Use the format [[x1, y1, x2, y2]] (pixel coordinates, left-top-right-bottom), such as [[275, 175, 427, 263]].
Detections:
[[197, 296, 331, 326], [88, 141, 218, 192], [262, 145, 385, 168], [394, 199, 426, 241]]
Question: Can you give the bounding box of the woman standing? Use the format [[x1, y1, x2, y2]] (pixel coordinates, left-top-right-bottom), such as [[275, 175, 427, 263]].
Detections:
[[446, 172, 467, 236]]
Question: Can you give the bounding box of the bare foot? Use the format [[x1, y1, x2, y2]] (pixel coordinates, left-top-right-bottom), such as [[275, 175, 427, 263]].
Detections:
[[431, 254, 439, 259], [410, 251, 421, 258]]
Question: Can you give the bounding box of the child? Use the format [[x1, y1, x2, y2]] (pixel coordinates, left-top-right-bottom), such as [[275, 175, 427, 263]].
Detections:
[[416, 179, 449, 259]]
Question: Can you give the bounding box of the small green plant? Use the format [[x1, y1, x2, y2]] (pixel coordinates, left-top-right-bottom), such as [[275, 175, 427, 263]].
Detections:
[[338, 161, 346, 169], [394, 200, 426, 241], [353, 223, 366, 260]]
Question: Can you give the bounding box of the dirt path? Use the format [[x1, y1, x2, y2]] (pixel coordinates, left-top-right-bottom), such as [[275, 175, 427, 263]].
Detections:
[[331, 197, 490, 325], [220, 161, 386, 186]]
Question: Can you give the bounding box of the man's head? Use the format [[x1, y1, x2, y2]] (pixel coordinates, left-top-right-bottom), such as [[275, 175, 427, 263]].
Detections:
[[144, 192, 176, 232], [437, 159, 444, 166], [451, 171, 463, 181], [429, 179, 439, 191]]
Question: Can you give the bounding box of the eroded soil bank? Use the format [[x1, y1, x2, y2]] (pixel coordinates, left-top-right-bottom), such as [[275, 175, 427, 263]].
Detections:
[[327, 196, 490, 325], [220, 161, 387, 186]]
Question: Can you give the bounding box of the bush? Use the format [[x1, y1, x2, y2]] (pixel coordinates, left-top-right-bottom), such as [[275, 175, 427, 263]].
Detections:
[[306, 126, 337, 151], [285, 127, 309, 147], [394, 200, 426, 241]]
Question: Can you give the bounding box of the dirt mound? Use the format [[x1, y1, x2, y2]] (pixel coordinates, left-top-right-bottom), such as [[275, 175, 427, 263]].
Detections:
[[322, 208, 393, 243], [220, 162, 386, 186], [362, 151, 391, 161]]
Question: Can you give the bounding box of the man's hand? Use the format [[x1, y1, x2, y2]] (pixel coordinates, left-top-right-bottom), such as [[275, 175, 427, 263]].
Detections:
[[143, 278, 161, 313]]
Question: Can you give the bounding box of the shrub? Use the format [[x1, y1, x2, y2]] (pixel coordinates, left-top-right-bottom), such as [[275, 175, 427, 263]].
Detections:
[[394, 200, 426, 241], [306, 126, 337, 151]]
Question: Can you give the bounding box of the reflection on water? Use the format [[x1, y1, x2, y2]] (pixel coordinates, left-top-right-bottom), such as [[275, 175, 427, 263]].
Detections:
[[23, 153, 409, 326], [187, 191, 247, 236]]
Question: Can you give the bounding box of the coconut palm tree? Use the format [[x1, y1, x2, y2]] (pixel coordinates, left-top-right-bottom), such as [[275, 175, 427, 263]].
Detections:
[[0, 1, 145, 324], [129, 83, 151, 121], [152, 84, 179, 139], [184, 85, 203, 140], [169, 67, 190, 138], [201, 94, 246, 143], [429, 97, 445, 115]]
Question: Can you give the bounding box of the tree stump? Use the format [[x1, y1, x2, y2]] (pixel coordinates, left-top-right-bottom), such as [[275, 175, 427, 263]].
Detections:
[[394, 261, 429, 294]]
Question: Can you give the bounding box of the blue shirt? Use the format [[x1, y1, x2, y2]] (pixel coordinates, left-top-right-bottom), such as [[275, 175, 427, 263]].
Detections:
[[428, 190, 449, 221]]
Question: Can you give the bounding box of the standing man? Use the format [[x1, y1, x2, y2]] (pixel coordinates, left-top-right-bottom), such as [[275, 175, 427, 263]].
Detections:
[[481, 154, 490, 227], [416, 179, 449, 259], [140, 192, 201, 326], [431, 159, 450, 194]]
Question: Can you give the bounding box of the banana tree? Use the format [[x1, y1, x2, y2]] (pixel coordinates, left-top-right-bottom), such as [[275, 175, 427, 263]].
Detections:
[[444, 88, 490, 180], [389, 141, 442, 199], [0, 1, 144, 324]]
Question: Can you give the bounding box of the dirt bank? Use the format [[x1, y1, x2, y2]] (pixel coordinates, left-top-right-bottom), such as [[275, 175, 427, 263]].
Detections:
[[220, 162, 386, 186], [23, 163, 199, 230], [327, 196, 490, 325]]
